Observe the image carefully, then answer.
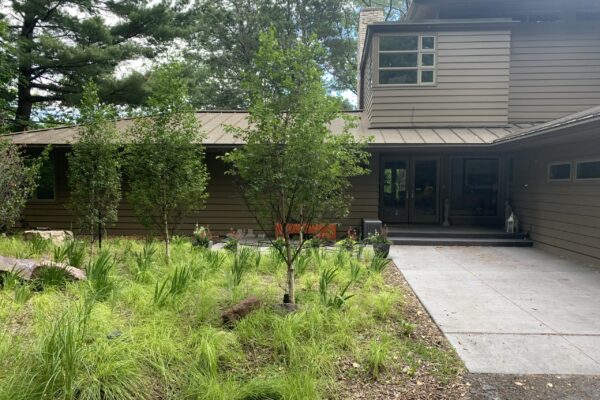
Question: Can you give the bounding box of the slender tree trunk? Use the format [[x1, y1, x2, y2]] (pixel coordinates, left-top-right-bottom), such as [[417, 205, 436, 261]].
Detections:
[[98, 222, 102, 249], [283, 225, 295, 304], [164, 212, 170, 262]]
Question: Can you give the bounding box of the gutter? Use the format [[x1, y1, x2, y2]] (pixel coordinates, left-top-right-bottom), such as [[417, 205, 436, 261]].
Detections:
[[493, 111, 600, 145]]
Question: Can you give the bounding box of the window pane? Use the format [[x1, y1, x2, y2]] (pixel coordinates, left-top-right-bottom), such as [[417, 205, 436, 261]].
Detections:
[[576, 161, 600, 179], [379, 52, 418, 67], [422, 36, 435, 49], [421, 53, 435, 66], [380, 36, 418, 51], [549, 163, 571, 180], [379, 70, 418, 84], [36, 157, 55, 200], [450, 158, 499, 216], [421, 70, 434, 83]]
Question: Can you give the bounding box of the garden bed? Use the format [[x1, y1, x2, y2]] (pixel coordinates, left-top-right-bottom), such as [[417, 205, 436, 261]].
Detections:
[[0, 235, 464, 399]]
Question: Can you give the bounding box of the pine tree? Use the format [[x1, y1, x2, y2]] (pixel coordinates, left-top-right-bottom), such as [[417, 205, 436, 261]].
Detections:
[[4, 0, 193, 131]]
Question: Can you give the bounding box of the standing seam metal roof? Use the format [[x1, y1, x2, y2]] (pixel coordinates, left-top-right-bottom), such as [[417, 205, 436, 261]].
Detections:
[[3, 111, 535, 146]]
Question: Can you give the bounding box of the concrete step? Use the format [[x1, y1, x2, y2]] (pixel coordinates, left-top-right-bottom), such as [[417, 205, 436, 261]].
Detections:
[[389, 237, 534, 247], [387, 230, 527, 240]]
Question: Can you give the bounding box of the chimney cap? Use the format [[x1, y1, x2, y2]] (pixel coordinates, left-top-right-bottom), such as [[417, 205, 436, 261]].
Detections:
[[360, 7, 385, 12]]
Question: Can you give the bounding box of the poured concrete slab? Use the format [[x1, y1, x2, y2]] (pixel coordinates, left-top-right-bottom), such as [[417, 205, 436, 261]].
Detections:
[[391, 246, 600, 375]]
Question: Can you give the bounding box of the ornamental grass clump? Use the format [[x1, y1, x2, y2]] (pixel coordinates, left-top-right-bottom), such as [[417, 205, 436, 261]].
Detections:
[[0, 235, 463, 398]]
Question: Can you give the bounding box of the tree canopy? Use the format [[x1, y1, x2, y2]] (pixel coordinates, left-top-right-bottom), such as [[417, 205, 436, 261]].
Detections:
[[2, 0, 194, 131], [186, 0, 405, 110], [1, 0, 407, 130]]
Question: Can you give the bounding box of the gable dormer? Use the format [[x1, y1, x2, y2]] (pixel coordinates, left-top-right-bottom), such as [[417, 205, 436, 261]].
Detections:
[[359, 19, 512, 128]]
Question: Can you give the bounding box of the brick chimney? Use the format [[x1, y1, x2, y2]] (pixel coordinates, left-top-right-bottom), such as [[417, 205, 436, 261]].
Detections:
[[357, 7, 384, 105]]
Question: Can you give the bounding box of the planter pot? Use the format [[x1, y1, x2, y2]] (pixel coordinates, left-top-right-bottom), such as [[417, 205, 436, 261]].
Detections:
[[373, 243, 390, 258]]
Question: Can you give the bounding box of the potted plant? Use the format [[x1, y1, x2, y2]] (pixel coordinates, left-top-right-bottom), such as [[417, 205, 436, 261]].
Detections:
[[192, 224, 213, 248], [365, 226, 392, 258]]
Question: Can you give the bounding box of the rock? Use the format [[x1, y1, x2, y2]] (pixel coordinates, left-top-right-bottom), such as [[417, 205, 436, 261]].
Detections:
[[23, 230, 74, 246], [0, 255, 86, 281], [221, 296, 261, 327]]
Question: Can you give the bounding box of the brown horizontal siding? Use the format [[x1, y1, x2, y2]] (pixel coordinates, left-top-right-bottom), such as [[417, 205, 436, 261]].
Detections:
[[509, 23, 600, 123], [21, 150, 380, 239], [369, 30, 510, 127], [511, 138, 600, 264]]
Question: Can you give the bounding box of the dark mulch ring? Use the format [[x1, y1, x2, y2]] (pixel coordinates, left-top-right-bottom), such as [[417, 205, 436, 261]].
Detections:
[[335, 262, 470, 399]]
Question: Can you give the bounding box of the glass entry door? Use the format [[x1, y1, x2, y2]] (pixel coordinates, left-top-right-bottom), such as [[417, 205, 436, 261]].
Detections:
[[410, 158, 439, 223], [381, 159, 409, 223], [380, 156, 439, 224]]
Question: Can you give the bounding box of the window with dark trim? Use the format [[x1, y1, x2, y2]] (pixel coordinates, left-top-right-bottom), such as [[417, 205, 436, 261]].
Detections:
[[548, 162, 572, 181], [575, 160, 600, 180], [378, 35, 436, 85], [34, 156, 56, 200], [450, 158, 499, 217]]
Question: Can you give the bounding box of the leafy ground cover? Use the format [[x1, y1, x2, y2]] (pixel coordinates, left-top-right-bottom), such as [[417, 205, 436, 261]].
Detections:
[[0, 236, 464, 399]]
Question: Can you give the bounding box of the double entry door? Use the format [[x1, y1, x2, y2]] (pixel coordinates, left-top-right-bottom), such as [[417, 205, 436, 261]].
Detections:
[[380, 156, 439, 224]]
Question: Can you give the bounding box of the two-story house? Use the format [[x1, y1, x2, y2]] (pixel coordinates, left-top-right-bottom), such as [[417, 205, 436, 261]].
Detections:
[[8, 0, 600, 263]]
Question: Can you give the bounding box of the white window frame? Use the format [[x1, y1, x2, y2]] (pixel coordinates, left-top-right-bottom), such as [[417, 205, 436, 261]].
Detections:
[[575, 159, 600, 181], [376, 34, 437, 86], [547, 161, 572, 182]]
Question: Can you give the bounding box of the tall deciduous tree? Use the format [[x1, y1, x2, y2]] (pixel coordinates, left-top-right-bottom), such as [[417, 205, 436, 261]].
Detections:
[[0, 139, 49, 232], [3, 0, 193, 131], [185, 0, 406, 110], [223, 30, 370, 304], [126, 63, 209, 261], [68, 82, 121, 248]]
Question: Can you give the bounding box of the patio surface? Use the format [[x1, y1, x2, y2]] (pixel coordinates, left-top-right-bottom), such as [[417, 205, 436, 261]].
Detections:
[[391, 246, 600, 375]]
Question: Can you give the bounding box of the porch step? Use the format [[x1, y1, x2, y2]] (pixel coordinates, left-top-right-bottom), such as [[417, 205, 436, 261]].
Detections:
[[389, 237, 534, 247], [386, 228, 527, 240]]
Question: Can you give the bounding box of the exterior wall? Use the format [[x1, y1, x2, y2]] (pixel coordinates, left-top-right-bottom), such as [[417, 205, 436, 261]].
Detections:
[[511, 136, 600, 264], [20, 149, 380, 239], [509, 22, 600, 123], [368, 29, 511, 128]]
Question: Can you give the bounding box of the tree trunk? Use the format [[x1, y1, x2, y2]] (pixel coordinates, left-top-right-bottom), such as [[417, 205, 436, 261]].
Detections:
[[283, 226, 295, 304], [14, 79, 33, 132], [98, 222, 103, 249], [164, 212, 170, 262], [13, 16, 37, 132]]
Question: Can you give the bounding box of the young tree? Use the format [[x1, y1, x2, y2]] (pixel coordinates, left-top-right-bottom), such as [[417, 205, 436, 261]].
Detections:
[[68, 82, 121, 248], [223, 30, 371, 304], [0, 139, 48, 232], [126, 63, 209, 261]]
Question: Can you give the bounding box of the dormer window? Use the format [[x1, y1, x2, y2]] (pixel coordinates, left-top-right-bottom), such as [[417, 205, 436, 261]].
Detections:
[[378, 35, 436, 85]]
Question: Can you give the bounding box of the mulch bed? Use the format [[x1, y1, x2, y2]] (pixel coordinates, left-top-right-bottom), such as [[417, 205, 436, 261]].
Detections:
[[335, 261, 469, 399]]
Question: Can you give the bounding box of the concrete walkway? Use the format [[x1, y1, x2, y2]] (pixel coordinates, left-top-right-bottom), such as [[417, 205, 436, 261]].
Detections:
[[391, 246, 600, 375]]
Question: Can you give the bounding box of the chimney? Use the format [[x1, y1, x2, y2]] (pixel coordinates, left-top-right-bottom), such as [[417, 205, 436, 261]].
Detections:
[[357, 7, 384, 105]]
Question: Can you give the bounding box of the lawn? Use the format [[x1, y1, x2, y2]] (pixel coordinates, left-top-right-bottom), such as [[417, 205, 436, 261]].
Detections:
[[0, 235, 464, 399]]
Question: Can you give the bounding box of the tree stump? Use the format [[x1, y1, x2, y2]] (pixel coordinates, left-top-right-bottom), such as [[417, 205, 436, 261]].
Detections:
[[221, 296, 261, 327]]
